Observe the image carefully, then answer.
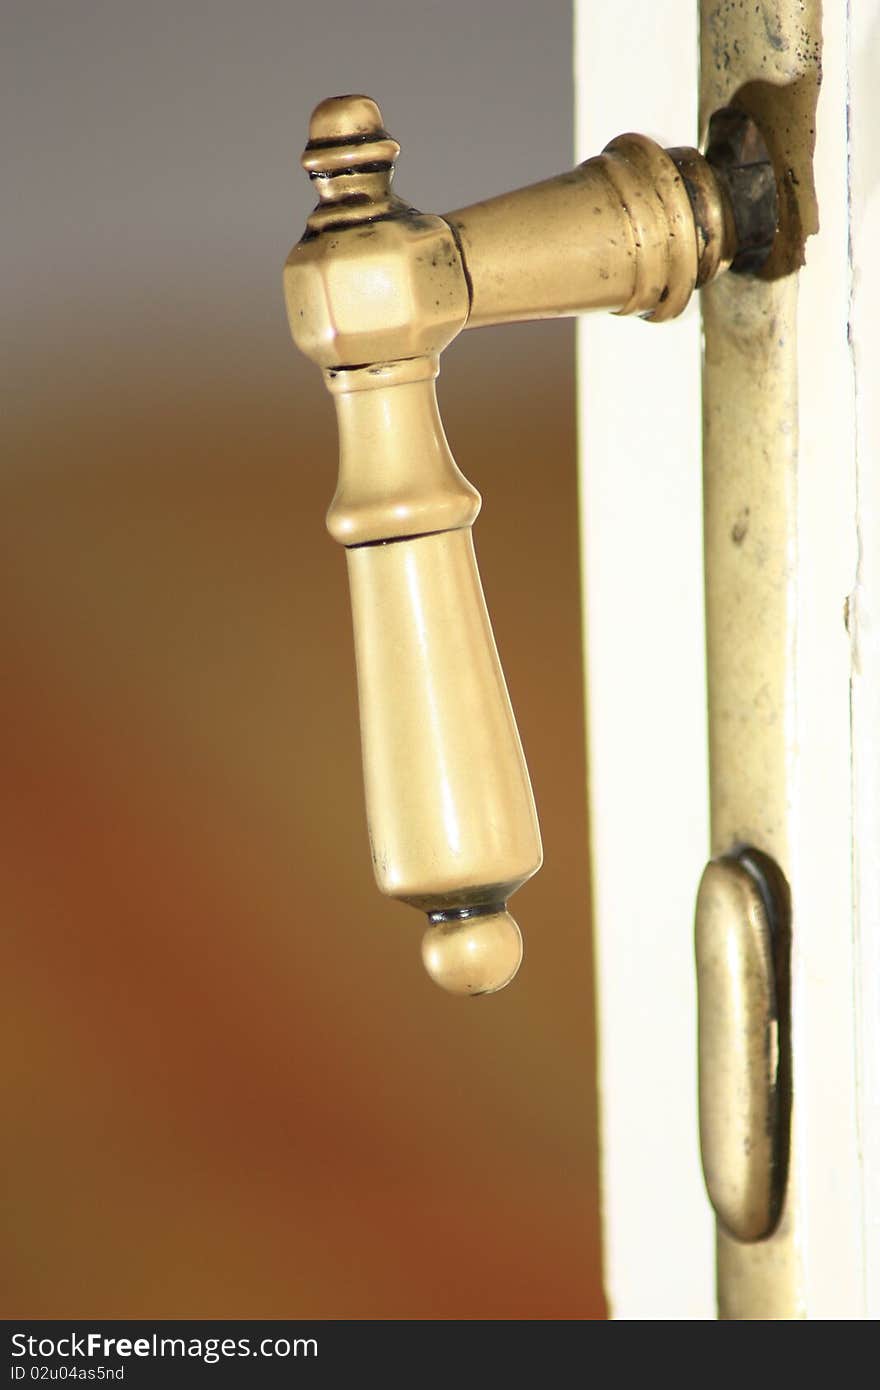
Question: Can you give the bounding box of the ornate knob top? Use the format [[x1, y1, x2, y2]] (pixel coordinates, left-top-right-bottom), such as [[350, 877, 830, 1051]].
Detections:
[[285, 92, 469, 367], [301, 95, 401, 223]]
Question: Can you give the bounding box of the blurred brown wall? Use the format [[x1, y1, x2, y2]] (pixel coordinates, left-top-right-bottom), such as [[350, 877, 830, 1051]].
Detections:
[[1, 1, 602, 1318]]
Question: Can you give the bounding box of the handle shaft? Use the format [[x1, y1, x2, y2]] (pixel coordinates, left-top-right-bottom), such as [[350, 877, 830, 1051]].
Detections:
[[348, 525, 542, 912]]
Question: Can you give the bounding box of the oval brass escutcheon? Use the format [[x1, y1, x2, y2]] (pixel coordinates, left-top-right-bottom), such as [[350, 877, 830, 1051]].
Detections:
[[695, 850, 789, 1243]]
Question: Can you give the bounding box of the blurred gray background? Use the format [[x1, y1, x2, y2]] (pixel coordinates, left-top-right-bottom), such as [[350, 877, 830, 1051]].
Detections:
[[4, 0, 573, 393]]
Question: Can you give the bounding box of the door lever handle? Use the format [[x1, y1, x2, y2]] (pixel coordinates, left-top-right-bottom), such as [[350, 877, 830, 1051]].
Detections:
[[284, 94, 776, 994]]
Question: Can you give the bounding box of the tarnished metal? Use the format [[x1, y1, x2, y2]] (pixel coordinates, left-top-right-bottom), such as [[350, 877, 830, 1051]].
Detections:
[[699, 0, 822, 1320], [446, 133, 720, 326], [704, 108, 778, 275], [695, 850, 790, 1244]]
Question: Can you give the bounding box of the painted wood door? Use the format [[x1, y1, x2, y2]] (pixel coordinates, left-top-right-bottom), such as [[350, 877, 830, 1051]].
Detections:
[[577, 0, 880, 1319]]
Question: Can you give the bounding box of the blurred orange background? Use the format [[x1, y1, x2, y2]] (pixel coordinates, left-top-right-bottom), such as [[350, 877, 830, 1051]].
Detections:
[[2, 1, 603, 1317]]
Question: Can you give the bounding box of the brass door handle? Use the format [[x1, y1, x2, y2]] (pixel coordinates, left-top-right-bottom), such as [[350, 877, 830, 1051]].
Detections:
[[284, 94, 776, 995]]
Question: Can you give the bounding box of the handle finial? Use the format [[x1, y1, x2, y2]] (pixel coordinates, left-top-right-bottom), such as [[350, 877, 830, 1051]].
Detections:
[[301, 95, 402, 228], [422, 910, 524, 997]]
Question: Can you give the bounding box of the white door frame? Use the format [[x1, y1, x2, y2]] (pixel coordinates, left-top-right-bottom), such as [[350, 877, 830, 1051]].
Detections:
[[577, 0, 879, 1319]]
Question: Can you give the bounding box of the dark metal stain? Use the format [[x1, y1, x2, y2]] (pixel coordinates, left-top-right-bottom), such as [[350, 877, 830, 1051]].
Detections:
[[310, 161, 393, 180], [762, 7, 787, 51], [351, 526, 452, 550], [305, 128, 393, 152], [306, 204, 418, 236], [731, 506, 750, 545], [717, 68, 821, 280], [442, 217, 474, 314], [427, 902, 506, 925], [704, 107, 779, 275]]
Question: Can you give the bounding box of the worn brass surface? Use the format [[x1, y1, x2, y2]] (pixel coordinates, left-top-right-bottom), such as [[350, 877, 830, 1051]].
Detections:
[[446, 134, 720, 326], [699, 0, 821, 1319], [422, 910, 524, 998], [325, 356, 480, 546], [284, 93, 751, 993], [695, 852, 788, 1243]]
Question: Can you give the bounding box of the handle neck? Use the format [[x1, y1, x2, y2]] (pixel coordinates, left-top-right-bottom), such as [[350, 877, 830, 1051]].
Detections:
[[325, 356, 480, 547]]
